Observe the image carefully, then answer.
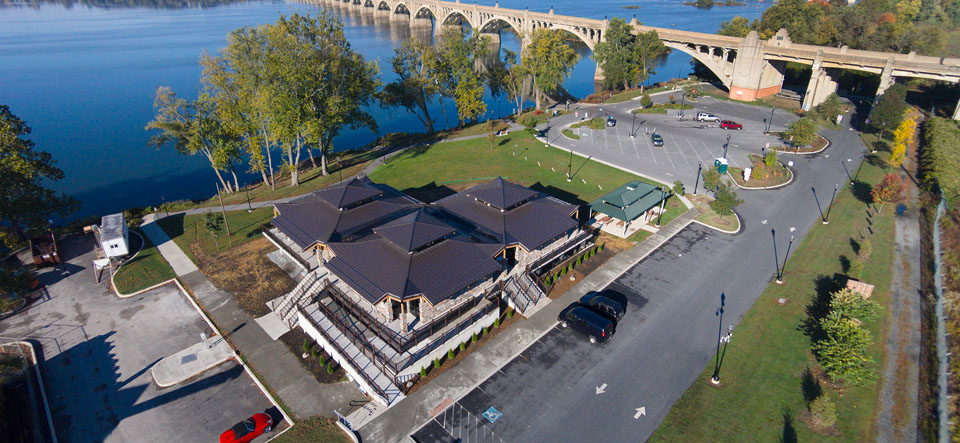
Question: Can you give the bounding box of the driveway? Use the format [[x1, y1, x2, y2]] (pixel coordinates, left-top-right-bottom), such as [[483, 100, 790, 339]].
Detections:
[[408, 106, 869, 442], [0, 235, 275, 442], [544, 94, 800, 188]]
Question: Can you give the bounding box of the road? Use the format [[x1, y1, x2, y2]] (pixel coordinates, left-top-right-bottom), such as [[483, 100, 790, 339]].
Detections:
[[410, 98, 869, 442]]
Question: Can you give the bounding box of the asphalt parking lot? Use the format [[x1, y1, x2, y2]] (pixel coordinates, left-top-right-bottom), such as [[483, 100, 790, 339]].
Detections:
[[0, 236, 276, 442], [547, 95, 800, 188]]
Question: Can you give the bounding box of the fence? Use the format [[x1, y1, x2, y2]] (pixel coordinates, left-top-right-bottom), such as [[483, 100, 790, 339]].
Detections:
[[933, 198, 951, 443]]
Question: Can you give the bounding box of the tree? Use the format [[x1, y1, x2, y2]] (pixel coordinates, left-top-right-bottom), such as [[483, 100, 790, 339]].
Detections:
[[487, 121, 497, 151], [888, 116, 917, 168], [497, 49, 529, 117], [717, 16, 755, 37], [204, 212, 224, 251], [521, 29, 579, 110], [634, 30, 670, 93], [435, 27, 489, 127], [918, 118, 960, 206], [870, 173, 906, 213], [809, 394, 838, 430], [813, 93, 844, 123], [703, 167, 721, 191], [146, 88, 242, 193], [710, 183, 743, 218], [783, 117, 819, 146], [866, 84, 908, 134], [382, 39, 442, 133], [814, 311, 874, 385], [0, 105, 78, 243], [640, 93, 653, 108], [764, 150, 778, 167], [829, 288, 881, 321], [592, 18, 637, 91]]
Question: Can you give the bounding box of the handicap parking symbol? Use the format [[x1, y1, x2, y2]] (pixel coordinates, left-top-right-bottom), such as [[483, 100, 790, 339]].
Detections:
[[481, 406, 502, 423]]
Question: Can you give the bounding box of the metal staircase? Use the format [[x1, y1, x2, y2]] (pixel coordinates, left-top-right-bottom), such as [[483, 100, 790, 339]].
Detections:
[[274, 271, 324, 328]]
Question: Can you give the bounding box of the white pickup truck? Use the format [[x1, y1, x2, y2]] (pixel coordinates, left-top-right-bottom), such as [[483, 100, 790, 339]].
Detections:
[[696, 112, 720, 122]]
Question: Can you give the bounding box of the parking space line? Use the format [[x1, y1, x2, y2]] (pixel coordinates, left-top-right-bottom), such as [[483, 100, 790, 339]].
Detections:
[[614, 125, 625, 157], [641, 130, 658, 164], [666, 133, 692, 171], [685, 137, 705, 165], [630, 132, 641, 159]]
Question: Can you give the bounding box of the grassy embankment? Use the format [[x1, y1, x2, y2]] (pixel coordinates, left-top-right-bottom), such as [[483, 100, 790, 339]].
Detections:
[[652, 153, 896, 441], [112, 230, 176, 294], [156, 207, 273, 266]]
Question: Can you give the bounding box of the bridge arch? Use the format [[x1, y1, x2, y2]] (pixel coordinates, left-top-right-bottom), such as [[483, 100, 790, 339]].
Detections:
[[392, 2, 410, 16], [664, 42, 734, 87], [413, 5, 437, 20], [376, 1, 390, 11], [439, 10, 475, 29], [477, 16, 521, 36]]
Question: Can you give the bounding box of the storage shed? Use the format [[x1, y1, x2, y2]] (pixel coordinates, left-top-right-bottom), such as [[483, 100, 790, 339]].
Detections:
[[98, 213, 129, 258]]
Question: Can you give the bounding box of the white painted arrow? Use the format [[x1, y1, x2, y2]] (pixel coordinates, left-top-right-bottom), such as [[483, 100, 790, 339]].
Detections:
[[596, 383, 607, 395], [761, 219, 768, 225], [789, 226, 796, 232], [634, 407, 647, 419]]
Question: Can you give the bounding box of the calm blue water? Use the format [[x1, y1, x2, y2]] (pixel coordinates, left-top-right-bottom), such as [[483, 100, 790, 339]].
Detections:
[[0, 0, 770, 219]]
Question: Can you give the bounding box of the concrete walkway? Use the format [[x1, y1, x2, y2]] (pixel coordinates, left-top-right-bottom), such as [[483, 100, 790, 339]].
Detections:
[[355, 207, 699, 441], [139, 217, 364, 419], [875, 165, 922, 441], [151, 335, 235, 388]]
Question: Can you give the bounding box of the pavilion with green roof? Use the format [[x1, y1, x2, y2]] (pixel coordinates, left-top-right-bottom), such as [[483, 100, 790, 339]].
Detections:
[[588, 180, 670, 237]]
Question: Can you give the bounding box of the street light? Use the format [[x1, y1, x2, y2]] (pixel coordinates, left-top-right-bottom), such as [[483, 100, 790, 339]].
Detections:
[[711, 292, 726, 385], [567, 147, 574, 182], [776, 234, 795, 284], [768, 107, 775, 133], [694, 162, 702, 194], [245, 186, 253, 213], [723, 134, 731, 159], [823, 183, 839, 224], [655, 186, 667, 228]]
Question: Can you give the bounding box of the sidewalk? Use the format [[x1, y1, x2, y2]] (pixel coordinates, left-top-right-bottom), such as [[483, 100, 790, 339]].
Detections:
[[139, 216, 363, 419], [356, 208, 699, 442], [151, 335, 235, 388]]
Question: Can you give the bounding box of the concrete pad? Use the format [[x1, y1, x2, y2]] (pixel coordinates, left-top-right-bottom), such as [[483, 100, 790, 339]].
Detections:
[[152, 336, 235, 388], [254, 312, 289, 341]]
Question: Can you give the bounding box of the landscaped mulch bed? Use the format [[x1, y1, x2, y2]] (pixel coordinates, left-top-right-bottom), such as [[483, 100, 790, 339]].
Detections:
[[542, 232, 632, 298], [768, 134, 829, 153], [729, 154, 791, 188], [278, 327, 345, 384]]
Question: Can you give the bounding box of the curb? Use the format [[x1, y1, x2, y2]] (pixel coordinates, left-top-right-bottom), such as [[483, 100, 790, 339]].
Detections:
[[0, 297, 28, 321], [17, 340, 58, 443], [727, 163, 795, 190], [691, 217, 741, 234], [770, 134, 830, 155]]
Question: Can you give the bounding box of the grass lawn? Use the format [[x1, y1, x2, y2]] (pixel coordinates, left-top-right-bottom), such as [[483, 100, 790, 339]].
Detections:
[[570, 118, 606, 131], [562, 129, 580, 140], [113, 230, 176, 294], [444, 120, 511, 138], [648, 195, 686, 228], [156, 207, 274, 266], [367, 131, 674, 211], [627, 229, 652, 244], [602, 86, 669, 103], [632, 107, 668, 114], [689, 194, 740, 232], [652, 153, 896, 441], [273, 417, 350, 443]]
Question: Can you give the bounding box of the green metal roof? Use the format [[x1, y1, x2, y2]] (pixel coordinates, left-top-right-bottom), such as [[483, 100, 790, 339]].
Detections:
[[588, 180, 670, 222]]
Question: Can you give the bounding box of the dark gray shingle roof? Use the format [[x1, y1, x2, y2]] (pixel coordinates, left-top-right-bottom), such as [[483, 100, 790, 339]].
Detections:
[[313, 176, 383, 209], [465, 176, 537, 210], [373, 208, 456, 252]]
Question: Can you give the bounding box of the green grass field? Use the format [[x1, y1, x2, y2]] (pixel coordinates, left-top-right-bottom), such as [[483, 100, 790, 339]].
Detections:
[[651, 154, 896, 441], [156, 207, 274, 265], [562, 129, 580, 140], [603, 86, 669, 103], [113, 230, 176, 294], [368, 132, 683, 227], [273, 417, 350, 443]]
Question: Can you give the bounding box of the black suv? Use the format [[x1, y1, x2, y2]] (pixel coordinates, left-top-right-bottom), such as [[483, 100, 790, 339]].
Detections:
[[558, 303, 614, 344], [651, 133, 664, 146], [580, 291, 626, 322]]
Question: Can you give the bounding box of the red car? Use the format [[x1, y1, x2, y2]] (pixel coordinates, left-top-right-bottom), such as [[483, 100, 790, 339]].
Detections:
[[220, 412, 273, 443], [720, 120, 743, 130]]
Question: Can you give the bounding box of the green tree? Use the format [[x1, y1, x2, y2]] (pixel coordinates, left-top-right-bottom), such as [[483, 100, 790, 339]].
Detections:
[[918, 117, 960, 206], [813, 93, 844, 123], [146, 88, 243, 193], [867, 84, 908, 134], [717, 16, 755, 37], [829, 288, 881, 321], [521, 29, 579, 110], [436, 27, 489, 127], [709, 182, 743, 219], [204, 212, 224, 250], [814, 311, 874, 385], [634, 30, 670, 93], [498, 49, 529, 117], [0, 105, 78, 243], [783, 117, 819, 146], [382, 39, 442, 133], [703, 167, 721, 191], [764, 150, 778, 167], [640, 93, 653, 108], [592, 18, 637, 91], [809, 394, 838, 429]]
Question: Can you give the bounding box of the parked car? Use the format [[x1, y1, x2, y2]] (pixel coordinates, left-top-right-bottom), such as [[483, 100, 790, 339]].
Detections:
[[606, 115, 616, 127], [651, 133, 664, 146], [220, 412, 273, 443], [696, 112, 719, 122], [558, 303, 614, 344], [580, 291, 626, 322], [720, 120, 743, 130]]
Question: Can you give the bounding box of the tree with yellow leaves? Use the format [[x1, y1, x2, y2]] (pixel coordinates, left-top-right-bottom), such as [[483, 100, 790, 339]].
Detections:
[[888, 116, 916, 168]]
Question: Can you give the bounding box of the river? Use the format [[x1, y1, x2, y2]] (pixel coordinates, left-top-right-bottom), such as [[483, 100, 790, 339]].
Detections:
[[0, 0, 771, 219]]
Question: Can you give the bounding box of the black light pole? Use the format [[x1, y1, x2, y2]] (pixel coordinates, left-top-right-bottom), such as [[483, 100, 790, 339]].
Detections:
[[694, 162, 702, 194], [768, 107, 775, 133], [711, 292, 726, 384], [823, 183, 839, 224], [567, 148, 573, 182], [723, 134, 731, 159], [713, 324, 734, 384], [679, 92, 686, 120], [245, 186, 253, 213], [776, 234, 794, 284], [655, 186, 667, 228], [772, 228, 780, 281]]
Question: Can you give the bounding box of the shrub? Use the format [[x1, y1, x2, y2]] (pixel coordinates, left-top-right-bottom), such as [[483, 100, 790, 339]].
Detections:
[[311, 348, 318, 359], [326, 362, 335, 374], [567, 263, 573, 273], [302, 339, 311, 353], [561, 267, 567, 277], [434, 358, 440, 369], [507, 309, 513, 319], [494, 318, 501, 328], [809, 394, 838, 429], [553, 272, 560, 282], [764, 151, 777, 167], [829, 288, 881, 321], [459, 342, 465, 352], [544, 275, 552, 285], [848, 258, 864, 280], [640, 94, 653, 108], [483, 327, 488, 335], [576, 256, 582, 266], [318, 354, 325, 365], [669, 94, 676, 104], [813, 311, 875, 385], [858, 238, 872, 260], [673, 180, 685, 196], [598, 243, 604, 253], [472, 332, 478, 343], [420, 366, 427, 377], [448, 349, 455, 360]]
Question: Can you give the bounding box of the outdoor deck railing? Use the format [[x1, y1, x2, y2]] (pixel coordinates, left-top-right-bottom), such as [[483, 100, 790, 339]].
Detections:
[[527, 229, 595, 275]]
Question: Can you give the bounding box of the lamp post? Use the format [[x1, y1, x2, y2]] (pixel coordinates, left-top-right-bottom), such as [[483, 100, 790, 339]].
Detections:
[[723, 134, 731, 159], [710, 292, 726, 384], [337, 156, 343, 183], [768, 107, 775, 133], [776, 234, 794, 284], [567, 148, 573, 182], [823, 183, 839, 224], [245, 186, 253, 213], [679, 92, 686, 120], [694, 162, 702, 195], [711, 323, 734, 384]]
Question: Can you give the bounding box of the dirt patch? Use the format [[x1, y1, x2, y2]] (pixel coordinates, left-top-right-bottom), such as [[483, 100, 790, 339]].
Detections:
[[194, 237, 296, 317], [278, 327, 346, 384]]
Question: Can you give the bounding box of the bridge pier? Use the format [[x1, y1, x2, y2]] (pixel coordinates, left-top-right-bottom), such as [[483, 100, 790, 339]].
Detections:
[[410, 16, 433, 28], [954, 98, 960, 120], [728, 32, 785, 102], [875, 58, 896, 102], [594, 63, 605, 84], [802, 60, 839, 111]]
